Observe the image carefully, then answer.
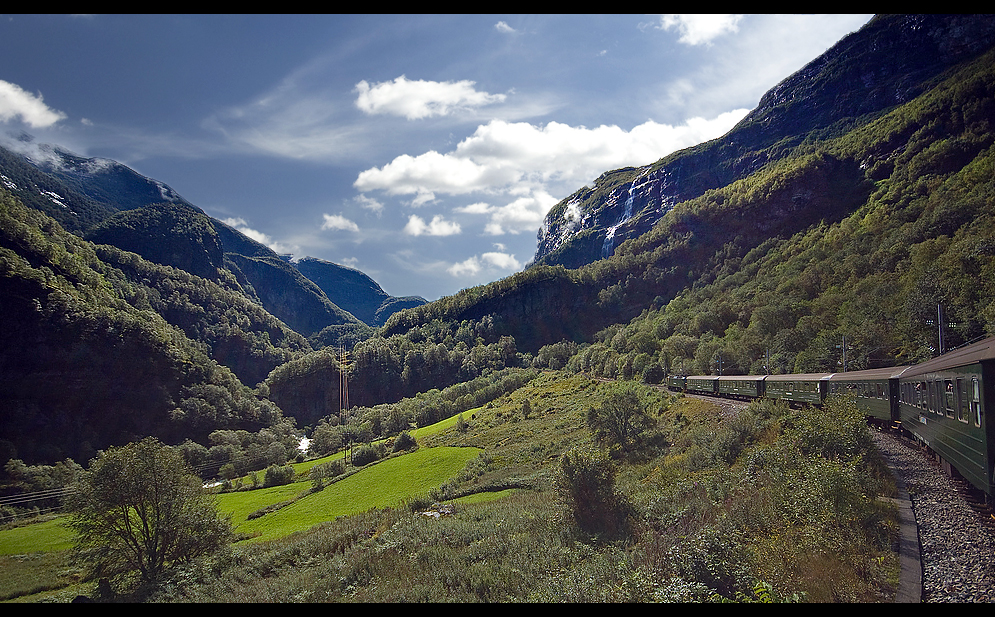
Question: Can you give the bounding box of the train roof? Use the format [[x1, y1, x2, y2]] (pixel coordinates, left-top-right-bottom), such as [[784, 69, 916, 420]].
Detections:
[[716, 374, 767, 381], [825, 365, 913, 381], [764, 372, 833, 382], [900, 336, 995, 378]]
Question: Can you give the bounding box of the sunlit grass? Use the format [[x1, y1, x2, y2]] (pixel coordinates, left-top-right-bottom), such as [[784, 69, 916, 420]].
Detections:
[[0, 517, 73, 556], [226, 445, 482, 542]]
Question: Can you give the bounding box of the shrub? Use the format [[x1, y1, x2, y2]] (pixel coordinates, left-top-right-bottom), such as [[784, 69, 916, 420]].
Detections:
[[263, 463, 295, 488], [586, 381, 657, 453], [392, 431, 417, 452], [351, 443, 383, 467], [558, 447, 631, 539], [310, 459, 346, 491]]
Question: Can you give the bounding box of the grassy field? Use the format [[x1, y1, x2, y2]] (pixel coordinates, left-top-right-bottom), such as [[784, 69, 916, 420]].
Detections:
[[0, 409, 490, 601], [223, 445, 482, 542]]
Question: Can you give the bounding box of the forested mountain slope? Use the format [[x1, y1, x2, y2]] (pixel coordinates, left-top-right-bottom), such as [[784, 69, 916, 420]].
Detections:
[[533, 14, 995, 269], [0, 192, 290, 464]]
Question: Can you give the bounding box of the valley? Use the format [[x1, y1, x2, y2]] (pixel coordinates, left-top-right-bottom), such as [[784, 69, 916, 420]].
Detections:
[[2, 14, 995, 602]]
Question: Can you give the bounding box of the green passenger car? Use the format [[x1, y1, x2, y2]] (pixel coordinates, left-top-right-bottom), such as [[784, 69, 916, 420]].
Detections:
[[764, 373, 831, 405], [685, 376, 718, 395], [717, 375, 766, 399], [898, 337, 995, 496], [826, 366, 910, 423]]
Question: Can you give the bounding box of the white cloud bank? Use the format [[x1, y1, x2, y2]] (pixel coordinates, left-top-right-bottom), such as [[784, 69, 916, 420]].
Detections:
[[321, 213, 360, 232], [355, 110, 748, 234], [0, 80, 66, 128], [222, 217, 297, 254], [355, 75, 507, 120]]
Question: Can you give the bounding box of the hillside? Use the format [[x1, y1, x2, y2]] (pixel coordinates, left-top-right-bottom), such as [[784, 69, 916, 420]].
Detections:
[[0, 192, 292, 464], [293, 256, 427, 327], [534, 14, 995, 269], [368, 14, 995, 368]]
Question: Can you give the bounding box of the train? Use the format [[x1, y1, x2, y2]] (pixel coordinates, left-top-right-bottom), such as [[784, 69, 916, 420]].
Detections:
[[665, 335, 995, 500]]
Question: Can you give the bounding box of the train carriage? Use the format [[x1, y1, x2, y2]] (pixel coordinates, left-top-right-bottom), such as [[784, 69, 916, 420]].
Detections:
[[826, 365, 910, 424], [717, 375, 766, 400], [685, 375, 718, 396], [666, 375, 686, 392], [764, 372, 831, 406], [897, 337, 995, 496]]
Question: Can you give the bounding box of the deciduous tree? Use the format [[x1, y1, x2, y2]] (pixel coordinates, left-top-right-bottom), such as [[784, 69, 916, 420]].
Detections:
[[66, 437, 232, 583]]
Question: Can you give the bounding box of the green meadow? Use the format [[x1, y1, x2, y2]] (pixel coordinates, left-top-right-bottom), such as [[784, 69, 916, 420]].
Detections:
[[223, 445, 482, 542], [0, 412, 485, 558]]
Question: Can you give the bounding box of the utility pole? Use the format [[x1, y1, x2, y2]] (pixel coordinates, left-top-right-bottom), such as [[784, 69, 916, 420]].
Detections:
[[937, 304, 945, 355], [339, 346, 350, 413]]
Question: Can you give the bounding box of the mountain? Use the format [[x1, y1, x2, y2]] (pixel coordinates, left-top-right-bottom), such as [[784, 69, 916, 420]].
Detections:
[[372, 13, 995, 363], [293, 256, 427, 327], [533, 14, 995, 270], [0, 140, 421, 332], [0, 191, 293, 464]]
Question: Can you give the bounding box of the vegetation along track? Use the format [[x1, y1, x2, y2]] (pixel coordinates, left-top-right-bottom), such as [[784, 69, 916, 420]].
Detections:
[[685, 389, 995, 602]]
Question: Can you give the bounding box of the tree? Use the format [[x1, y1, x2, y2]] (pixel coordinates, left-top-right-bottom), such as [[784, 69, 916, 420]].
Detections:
[[66, 437, 233, 583], [586, 381, 657, 453]]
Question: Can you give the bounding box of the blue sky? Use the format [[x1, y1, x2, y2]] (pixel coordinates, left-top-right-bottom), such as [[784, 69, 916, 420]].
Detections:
[[0, 14, 873, 300]]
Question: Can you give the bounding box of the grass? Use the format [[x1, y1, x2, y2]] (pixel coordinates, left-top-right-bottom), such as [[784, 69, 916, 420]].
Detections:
[[225, 446, 482, 542], [1, 373, 902, 602], [0, 516, 74, 556]]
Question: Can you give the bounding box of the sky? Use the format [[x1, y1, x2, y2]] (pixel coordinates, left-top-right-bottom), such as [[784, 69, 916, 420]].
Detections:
[[0, 14, 874, 301]]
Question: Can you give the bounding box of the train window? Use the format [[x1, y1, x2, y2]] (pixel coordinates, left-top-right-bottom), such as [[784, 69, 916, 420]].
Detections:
[[972, 377, 982, 428], [927, 381, 936, 413], [944, 380, 955, 418], [957, 378, 969, 423]]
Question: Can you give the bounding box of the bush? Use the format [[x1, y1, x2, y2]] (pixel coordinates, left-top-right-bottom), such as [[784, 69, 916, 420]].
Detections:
[[558, 447, 631, 539], [310, 459, 345, 491], [586, 381, 658, 453], [392, 431, 417, 452], [351, 443, 384, 467], [65, 437, 232, 583], [263, 463, 295, 488]]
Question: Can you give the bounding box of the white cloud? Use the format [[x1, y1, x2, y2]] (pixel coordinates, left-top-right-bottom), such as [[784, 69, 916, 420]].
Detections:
[[404, 214, 461, 236], [354, 75, 507, 120], [448, 256, 481, 277], [203, 78, 365, 161], [656, 14, 744, 46], [355, 110, 748, 234], [483, 190, 559, 235], [447, 248, 521, 277], [321, 213, 360, 232], [0, 80, 66, 128], [455, 202, 494, 215], [481, 251, 521, 270], [494, 21, 516, 34], [354, 194, 384, 215], [222, 217, 297, 254]]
